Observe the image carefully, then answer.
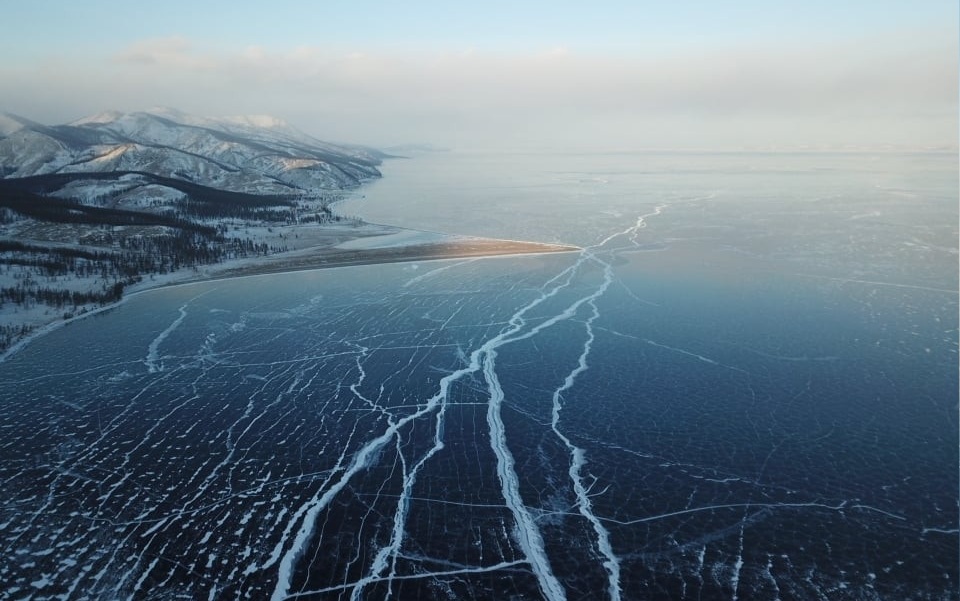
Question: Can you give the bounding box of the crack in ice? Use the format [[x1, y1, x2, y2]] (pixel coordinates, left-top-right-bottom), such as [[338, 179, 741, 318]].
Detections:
[[270, 206, 672, 600], [548, 259, 623, 601]]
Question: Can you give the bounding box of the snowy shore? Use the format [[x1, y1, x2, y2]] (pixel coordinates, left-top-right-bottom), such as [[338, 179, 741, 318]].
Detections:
[[0, 221, 578, 362]]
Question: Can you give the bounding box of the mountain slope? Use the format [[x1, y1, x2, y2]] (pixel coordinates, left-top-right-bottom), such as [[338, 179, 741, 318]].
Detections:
[[0, 108, 383, 195]]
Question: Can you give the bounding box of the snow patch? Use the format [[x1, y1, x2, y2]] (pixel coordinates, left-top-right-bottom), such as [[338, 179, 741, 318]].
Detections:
[[336, 229, 452, 250], [69, 110, 124, 126], [222, 114, 289, 129]]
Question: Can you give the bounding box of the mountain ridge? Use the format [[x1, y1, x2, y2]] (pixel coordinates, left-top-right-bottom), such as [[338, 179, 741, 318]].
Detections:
[[0, 108, 384, 196]]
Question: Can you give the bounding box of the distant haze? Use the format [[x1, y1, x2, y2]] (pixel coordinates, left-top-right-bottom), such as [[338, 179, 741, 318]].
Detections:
[[1, 1, 956, 152]]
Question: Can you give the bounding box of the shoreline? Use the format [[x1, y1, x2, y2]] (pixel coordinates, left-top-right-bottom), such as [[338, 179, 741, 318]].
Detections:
[[172, 234, 579, 283], [0, 226, 580, 363]]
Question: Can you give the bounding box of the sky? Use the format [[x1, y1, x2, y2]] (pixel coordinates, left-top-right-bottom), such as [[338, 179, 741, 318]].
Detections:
[[1, 1, 957, 151]]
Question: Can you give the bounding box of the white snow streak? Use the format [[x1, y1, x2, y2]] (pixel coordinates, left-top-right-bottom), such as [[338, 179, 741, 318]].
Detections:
[[144, 303, 188, 373]]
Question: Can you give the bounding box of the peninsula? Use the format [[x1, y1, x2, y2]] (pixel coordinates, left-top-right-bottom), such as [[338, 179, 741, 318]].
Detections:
[[0, 109, 577, 354]]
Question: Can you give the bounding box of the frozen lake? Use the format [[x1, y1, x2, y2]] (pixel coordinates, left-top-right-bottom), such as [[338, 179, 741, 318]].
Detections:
[[1, 152, 957, 599]]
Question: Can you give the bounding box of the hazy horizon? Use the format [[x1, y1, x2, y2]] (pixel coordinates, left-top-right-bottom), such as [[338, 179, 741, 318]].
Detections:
[[1, 1, 957, 152]]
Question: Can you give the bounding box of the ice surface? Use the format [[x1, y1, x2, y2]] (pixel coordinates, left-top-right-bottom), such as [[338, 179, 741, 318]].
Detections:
[[0, 151, 956, 600]]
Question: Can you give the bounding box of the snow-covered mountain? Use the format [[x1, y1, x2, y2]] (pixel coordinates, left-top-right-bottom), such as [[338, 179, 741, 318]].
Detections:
[[0, 108, 383, 196]]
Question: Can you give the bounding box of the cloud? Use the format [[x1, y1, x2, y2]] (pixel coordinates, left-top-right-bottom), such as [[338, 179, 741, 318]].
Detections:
[[1, 28, 955, 150], [114, 36, 215, 69]]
